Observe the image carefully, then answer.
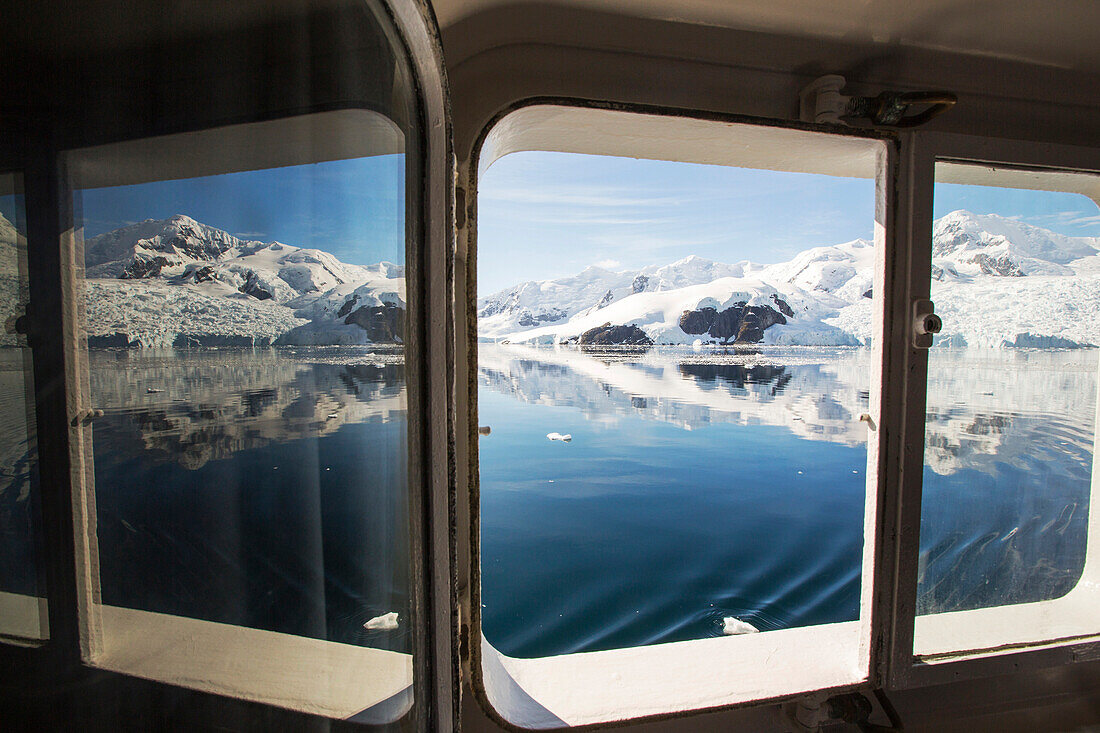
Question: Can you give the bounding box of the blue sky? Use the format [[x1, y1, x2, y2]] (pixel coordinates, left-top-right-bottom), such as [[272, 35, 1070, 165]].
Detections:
[[477, 152, 1100, 294], [74, 150, 1100, 296], [79, 155, 405, 267]]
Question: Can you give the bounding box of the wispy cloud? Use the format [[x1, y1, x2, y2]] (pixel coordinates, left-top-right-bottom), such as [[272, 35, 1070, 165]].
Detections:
[[593, 258, 621, 269], [1020, 209, 1100, 230], [234, 230, 267, 239]]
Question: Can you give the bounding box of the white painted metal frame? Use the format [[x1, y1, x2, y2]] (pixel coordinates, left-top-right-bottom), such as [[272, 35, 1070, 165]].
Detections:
[[464, 102, 903, 728], [886, 130, 1100, 690]]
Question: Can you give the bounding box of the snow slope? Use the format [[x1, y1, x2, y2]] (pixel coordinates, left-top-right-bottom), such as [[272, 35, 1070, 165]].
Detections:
[[480, 211, 1100, 348], [82, 215, 406, 347]]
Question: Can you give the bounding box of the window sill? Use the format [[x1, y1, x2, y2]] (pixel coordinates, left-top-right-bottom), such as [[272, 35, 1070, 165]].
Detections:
[[89, 604, 412, 720], [0, 591, 48, 644], [480, 620, 865, 729]]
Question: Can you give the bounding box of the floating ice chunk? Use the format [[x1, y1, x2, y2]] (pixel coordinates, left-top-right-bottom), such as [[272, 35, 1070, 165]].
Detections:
[[364, 611, 399, 631], [692, 339, 703, 352], [546, 432, 572, 442], [146, 388, 163, 393], [722, 616, 759, 635]]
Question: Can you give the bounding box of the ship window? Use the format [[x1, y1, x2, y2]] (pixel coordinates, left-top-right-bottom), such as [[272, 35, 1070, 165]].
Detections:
[[0, 171, 48, 645], [63, 110, 420, 721], [470, 105, 890, 727], [913, 162, 1100, 658]]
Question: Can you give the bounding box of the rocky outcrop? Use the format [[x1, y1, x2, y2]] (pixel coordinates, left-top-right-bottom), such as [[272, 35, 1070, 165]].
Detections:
[[344, 303, 405, 342], [239, 271, 274, 300], [337, 294, 360, 318], [770, 294, 795, 317], [632, 275, 649, 294], [517, 308, 566, 327], [970, 253, 1025, 277], [678, 306, 717, 334], [120, 254, 179, 279], [678, 302, 787, 343], [574, 323, 653, 346]]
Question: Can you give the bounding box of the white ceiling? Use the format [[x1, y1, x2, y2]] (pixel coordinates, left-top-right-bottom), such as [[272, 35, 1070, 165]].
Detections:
[[433, 0, 1100, 73]]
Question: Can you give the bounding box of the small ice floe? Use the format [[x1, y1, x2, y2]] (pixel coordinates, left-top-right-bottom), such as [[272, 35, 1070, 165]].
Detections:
[[546, 432, 572, 442], [692, 339, 703, 352], [146, 388, 163, 394], [722, 616, 760, 635], [364, 611, 399, 631], [327, 413, 338, 419]]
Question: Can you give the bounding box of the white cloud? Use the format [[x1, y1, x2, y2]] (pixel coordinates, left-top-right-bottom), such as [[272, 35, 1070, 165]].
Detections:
[[593, 259, 621, 269]]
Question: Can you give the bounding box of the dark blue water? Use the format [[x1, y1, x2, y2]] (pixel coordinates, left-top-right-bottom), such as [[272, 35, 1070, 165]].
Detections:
[[3, 346, 1090, 663], [478, 345, 1093, 658], [90, 355, 411, 652], [478, 390, 866, 658]]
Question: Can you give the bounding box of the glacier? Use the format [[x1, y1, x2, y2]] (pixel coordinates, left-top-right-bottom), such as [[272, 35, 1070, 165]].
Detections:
[[4, 207, 1098, 349], [478, 210, 1100, 349], [75, 214, 406, 347]]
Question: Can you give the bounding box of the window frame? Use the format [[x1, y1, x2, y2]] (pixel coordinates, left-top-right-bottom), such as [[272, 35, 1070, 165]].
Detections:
[[460, 99, 905, 727], [885, 130, 1100, 690]]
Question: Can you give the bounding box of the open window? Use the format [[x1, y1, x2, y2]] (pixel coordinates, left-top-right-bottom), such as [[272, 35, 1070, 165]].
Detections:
[[467, 105, 895, 727], [888, 133, 1100, 688]]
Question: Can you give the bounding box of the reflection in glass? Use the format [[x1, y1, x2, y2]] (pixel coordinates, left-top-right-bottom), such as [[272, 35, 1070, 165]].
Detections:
[[74, 145, 416, 717], [0, 173, 48, 643]]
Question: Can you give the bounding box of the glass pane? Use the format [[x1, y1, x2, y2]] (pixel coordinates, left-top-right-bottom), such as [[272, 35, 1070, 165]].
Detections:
[[915, 165, 1100, 655], [72, 116, 417, 719], [0, 173, 48, 643], [478, 150, 877, 658]]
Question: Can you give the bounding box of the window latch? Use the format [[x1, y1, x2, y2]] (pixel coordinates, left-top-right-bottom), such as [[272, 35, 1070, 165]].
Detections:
[[912, 298, 941, 349], [800, 74, 956, 128]]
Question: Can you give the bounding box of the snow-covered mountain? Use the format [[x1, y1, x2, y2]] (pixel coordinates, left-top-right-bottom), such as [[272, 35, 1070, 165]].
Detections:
[[478, 210, 1100, 348], [82, 215, 405, 347]]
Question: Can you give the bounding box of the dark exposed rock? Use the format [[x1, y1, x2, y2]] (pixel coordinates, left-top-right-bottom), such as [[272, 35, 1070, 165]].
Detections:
[[594, 289, 614, 309], [679, 302, 787, 344], [970, 253, 1024, 277], [193, 265, 216, 283], [163, 230, 232, 261], [576, 322, 653, 346], [862, 288, 873, 299], [337, 294, 360, 318], [632, 275, 649, 294], [678, 306, 717, 334], [239, 271, 273, 300], [344, 303, 405, 342], [517, 308, 566, 327], [121, 255, 175, 279], [770, 293, 795, 317]]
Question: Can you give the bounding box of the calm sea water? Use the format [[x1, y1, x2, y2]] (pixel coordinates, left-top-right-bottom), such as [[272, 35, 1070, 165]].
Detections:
[[0, 346, 1093, 660]]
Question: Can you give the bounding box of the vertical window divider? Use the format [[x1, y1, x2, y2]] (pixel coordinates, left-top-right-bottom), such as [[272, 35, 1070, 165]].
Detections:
[[24, 144, 84, 674], [863, 134, 911, 690], [884, 131, 936, 690]]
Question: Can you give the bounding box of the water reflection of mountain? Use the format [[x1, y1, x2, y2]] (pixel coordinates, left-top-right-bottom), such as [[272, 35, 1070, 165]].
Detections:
[[89, 349, 405, 470], [478, 343, 1098, 477]]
